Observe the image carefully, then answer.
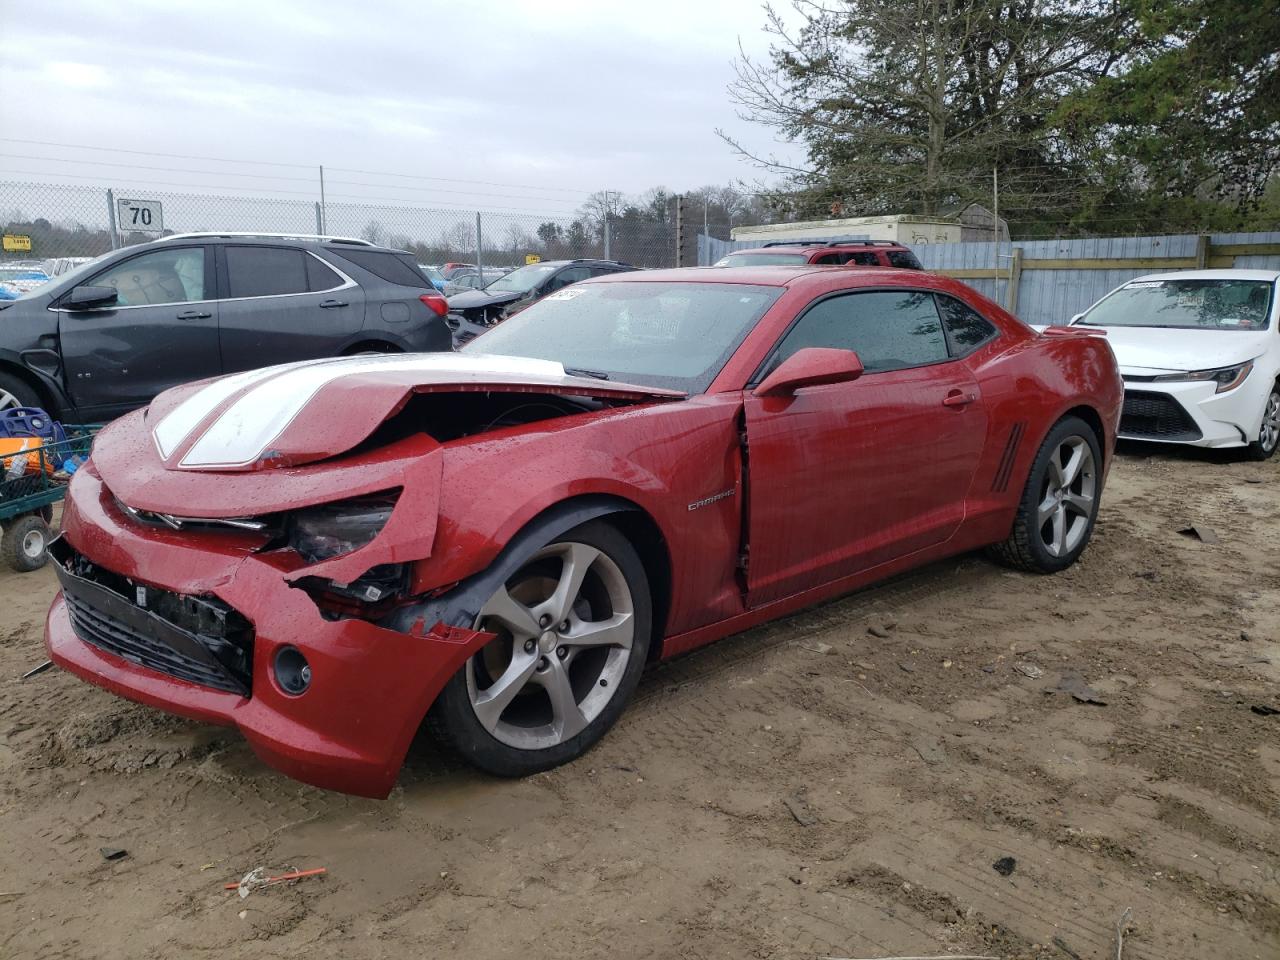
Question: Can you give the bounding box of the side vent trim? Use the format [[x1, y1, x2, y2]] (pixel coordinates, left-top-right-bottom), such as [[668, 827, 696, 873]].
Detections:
[[992, 421, 1026, 493]]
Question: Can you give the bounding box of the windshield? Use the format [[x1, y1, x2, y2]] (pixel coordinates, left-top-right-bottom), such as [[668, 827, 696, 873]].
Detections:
[[715, 252, 808, 267], [485, 262, 561, 295], [1081, 278, 1275, 331], [461, 280, 783, 392]]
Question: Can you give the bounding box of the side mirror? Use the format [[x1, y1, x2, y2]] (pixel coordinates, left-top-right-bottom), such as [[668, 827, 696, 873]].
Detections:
[[63, 285, 118, 310], [754, 347, 864, 397]]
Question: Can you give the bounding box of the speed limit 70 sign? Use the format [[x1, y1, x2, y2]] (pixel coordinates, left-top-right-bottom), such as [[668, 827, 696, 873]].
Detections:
[[116, 198, 164, 234]]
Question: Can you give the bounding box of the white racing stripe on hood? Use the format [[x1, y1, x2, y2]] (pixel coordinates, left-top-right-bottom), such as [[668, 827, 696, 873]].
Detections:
[[152, 356, 349, 459], [158, 353, 569, 469]]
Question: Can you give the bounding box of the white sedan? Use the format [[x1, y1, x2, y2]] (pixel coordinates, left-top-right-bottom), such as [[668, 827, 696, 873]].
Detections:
[[1071, 269, 1279, 459]]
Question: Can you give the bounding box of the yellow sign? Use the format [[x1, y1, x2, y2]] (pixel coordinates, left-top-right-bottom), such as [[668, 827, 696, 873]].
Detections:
[[525, 253, 541, 264], [2, 235, 31, 252]]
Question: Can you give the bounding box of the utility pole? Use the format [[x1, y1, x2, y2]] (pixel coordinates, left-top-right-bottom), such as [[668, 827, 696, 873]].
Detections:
[[318, 165, 328, 234], [675, 195, 685, 267], [603, 189, 611, 260], [106, 188, 119, 249]]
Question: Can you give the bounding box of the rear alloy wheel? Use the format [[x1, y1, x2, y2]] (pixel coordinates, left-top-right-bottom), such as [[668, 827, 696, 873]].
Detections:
[[431, 520, 651, 776], [1245, 386, 1280, 461], [989, 416, 1101, 573]]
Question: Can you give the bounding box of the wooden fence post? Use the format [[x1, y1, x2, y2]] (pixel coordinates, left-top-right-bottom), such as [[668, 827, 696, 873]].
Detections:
[[1195, 234, 1209, 268], [1007, 247, 1022, 314]]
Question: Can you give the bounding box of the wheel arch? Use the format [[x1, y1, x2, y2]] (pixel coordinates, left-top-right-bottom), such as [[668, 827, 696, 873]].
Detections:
[[0, 358, 67, 417], [340, 338, 405, 356], [387, 493, 672, 658], [1060, 404, 1106, 464]]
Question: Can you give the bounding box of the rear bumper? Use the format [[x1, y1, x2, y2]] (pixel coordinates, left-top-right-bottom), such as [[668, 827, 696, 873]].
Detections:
[[44, 466, 485, 798]]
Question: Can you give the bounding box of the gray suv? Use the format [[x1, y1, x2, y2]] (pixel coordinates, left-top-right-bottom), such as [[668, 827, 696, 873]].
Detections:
[[0, 232, 452, 422]]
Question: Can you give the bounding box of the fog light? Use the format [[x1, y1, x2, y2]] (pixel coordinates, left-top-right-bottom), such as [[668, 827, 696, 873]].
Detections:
[[274, 646, 311, 696]]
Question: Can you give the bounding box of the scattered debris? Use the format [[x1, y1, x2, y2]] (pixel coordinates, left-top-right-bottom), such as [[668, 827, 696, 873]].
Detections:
[[981, 664, 996, 674], [1132, 570, 1158, 581], [225, 867, 327, 898], [0, 891, 22, 903], [783, 794, 817, 827], [1250, 704, 1279, 717], [812, 641, 833, 655], [942, 659, 953, 669], [911, 735, 947, 766], [1045, 672, 1108, 705], [1013, 661, 1044, 679], [1244, 477, 1264, 484], [20, 660, 53, 680], [1052, 935, 1084, 959], [1177, 525, 1219, 544], [897, 661, 916, 674], [1240, 631, 1254, 643], [99, 847, 128, 861], [1114, 906, 1133, 960], [868, 625, 891, 639], [992, 856, 1017, 877]]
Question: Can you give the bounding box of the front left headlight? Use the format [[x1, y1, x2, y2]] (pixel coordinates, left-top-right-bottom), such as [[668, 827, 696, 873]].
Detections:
[[287, 493, 399, 563], [1152, 360, 1254, 394]]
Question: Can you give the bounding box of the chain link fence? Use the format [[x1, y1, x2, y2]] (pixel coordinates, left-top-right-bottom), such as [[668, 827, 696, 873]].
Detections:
[[0, 180, 678, 271]]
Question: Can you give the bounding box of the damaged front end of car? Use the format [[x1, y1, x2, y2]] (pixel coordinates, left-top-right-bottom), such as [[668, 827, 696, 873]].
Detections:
[[44, 354, 682, 796]]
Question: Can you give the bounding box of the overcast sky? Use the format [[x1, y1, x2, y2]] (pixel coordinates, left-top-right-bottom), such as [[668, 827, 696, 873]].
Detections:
[[0, 0, 800, 216]]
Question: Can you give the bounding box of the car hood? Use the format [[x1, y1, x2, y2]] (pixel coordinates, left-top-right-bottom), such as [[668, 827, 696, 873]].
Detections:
[[140, 352, 681, 473], [446, 288, 524, 311], [1098, 325, 1270, 375]]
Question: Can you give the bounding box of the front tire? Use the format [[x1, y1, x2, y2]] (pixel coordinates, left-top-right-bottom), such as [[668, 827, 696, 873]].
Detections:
[[430, 520, 652, 777], [989, 416, 1102, 574], [1244, 385, 1280, 461]]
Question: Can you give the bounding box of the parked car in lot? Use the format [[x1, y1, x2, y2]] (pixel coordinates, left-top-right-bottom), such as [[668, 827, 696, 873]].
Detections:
[[0, 264, 51, 298], [417, 263, 447, 291], [45, 264, 1120, 796], [447, 258, 635, 345], [440, 262, 477, 279], [1070, 269, 1279, 459], [0, 232, 452, 422], [714, 240, 923, 269], [442, 267, 507, 297]]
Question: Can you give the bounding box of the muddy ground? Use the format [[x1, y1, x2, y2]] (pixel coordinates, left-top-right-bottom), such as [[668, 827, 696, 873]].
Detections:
[[1, 444, 1277, 960]]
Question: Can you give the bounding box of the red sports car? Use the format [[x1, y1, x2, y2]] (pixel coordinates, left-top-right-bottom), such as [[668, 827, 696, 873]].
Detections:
[[45, 266, 1121, 797]]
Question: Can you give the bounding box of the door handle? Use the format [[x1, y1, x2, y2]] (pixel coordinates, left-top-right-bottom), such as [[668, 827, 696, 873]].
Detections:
[[942, 390, 977, 408], [176, 310, 211, 320], [319, 299, 348, 309]]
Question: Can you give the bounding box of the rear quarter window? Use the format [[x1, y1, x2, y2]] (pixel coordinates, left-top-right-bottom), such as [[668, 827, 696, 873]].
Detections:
[[888, 250, 923, 270], [331, 249, 432, 288]]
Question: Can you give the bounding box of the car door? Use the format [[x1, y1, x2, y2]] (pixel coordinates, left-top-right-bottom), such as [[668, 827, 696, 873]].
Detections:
[[742, 289, 989, 607], [216, 244, 363, 373], [57, 244, 218, 417]]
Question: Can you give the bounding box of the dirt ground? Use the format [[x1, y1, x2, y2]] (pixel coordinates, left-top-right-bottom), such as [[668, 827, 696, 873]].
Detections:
[[1, 444, 1277, 960]]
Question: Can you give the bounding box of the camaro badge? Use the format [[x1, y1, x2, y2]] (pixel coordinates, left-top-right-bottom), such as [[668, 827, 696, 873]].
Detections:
[[688, 487, 737, 511]]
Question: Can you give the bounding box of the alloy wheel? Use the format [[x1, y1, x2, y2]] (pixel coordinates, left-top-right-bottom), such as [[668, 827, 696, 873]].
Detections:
[[1260, 391, 1280, 453], [467, 541, 635, 750], [0, 389, 21, 411], [1037, 435, 1096, 558]]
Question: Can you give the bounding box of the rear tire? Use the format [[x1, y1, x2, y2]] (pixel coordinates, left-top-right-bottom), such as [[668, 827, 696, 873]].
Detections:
[[1244, 385, 1280, 461], [988, 416, 1102, 574], [2, 514, 50, 572], [430, 520, 652, 777]]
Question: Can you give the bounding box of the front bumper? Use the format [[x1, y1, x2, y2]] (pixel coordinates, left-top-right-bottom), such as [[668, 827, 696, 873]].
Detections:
[[1119, 376, 1266, 448], [44, 466, 485, 798]]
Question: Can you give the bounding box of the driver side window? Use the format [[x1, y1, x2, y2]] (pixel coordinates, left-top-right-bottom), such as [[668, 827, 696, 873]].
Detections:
[[89, 247, 206, 306], [768, 291, 948, 375]]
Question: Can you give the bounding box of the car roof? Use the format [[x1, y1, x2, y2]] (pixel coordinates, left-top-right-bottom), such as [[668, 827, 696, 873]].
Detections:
[[588, 265, 929, 287], [1129, 268, 1280, 283], [728, 242, 910, 254]]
